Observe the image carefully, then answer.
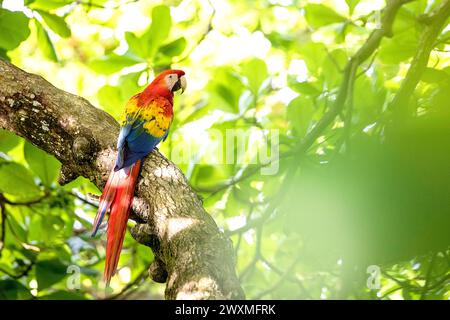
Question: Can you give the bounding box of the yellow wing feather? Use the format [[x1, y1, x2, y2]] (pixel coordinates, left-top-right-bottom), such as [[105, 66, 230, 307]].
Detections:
[[120, 95, 172, 138]]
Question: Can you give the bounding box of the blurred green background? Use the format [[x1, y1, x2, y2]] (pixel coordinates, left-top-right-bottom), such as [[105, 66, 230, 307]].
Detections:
[[0, 0, 449, 299]]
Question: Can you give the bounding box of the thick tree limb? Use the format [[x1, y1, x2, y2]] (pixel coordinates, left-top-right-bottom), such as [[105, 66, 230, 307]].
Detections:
[[0, 59, 244, 300]]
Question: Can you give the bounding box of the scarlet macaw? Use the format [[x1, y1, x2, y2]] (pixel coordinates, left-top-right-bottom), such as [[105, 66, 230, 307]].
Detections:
[[92, 70, 186, 284]]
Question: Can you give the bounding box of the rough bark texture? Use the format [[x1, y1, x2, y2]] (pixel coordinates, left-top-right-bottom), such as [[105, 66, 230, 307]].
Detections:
[[0, 59, 245, 300]]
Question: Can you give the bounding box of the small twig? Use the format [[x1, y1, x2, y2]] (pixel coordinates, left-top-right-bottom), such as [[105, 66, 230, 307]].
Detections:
[[344, 62, 357, 154], [382, 270, 412, 288], [0, 201, 6, 255], [237, 162, 299, 282], [356, 51, 378, 79], [324, 47, 344, 73], [0, 192, 49, 207], [254, 254, 302, 299], [195, 150, 295, 195], [69, 191, 98, 207], [381, 285, 403, 299], [238, 225, 263, 281], [77, 0, 139, 10], [420, 253, 437, 300], [261, 256, 312, 299], [233, 204, 255, 262], [104, 266, 149, 300], [226, 215, 264, 236], [239, 165, 298, 280], [381, 267, 449, 299], [0, 261, 36, 279], [175, 0, 215, 64]]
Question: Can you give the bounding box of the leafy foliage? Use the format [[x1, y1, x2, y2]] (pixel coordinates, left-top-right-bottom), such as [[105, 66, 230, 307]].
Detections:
[[0, 0, 449, 300], [0, 8, 30, 50]]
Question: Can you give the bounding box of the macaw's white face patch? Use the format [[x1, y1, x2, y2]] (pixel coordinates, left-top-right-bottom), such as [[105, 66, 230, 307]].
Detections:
[[164, 73, 179, 91], [164, 74, 187, 93]]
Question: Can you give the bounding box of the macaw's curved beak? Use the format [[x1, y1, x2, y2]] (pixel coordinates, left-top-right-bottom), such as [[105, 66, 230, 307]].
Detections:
[[172, 75, 187, 94]]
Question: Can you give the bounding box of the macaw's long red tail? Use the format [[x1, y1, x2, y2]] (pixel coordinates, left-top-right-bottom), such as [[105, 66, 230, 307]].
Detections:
[[91, 160, 141, 285]]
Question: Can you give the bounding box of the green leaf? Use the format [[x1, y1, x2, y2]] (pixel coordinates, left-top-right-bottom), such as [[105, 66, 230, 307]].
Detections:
[[89, 53, 143, 75], [304, 4, 347, 28], [224, 192, 244, 217], [35, 258, 68, 290], [353, 74, 385, 126], [392, 7, 420, 34], [125, 31, 146, 57], [98, 72, 142, 117], [345, 0, 359, 15], [421, 67, 449, 83], [6, 208, 28, 243], [212, 84, 238, 112], [160, 37, 187, 57], [35, 20, 57, 62], [0, 162, 40, 196], [437, 30, 450, 45], [287, 95, 315, 137], [0, 129, 20, 152], [289, 79, 322, 96], [40, 290, 87, 300], [322, 48, 347, 88], [207, 68, 243, 113], [0, 280, 33, 300], [379, 32, 418, 64], [24, 141, 60, 187], [0, 47, 10, 61], [142, 5, 172, 58], [97, 85, 123, 119], [0, 9, 31, 50], [241, 58, 268, 96], [37, 10, 71, 38], [335, 21, 347, 43], [298, 41, 327, 74], [28, 214, 64, 244], [29, 0, 72, 10], [117, 71, 142, 97]]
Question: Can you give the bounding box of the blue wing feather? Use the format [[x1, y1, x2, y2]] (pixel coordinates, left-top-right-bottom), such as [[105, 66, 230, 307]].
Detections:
[[115, 124, 131, 169], [114, 119, 162, 171]]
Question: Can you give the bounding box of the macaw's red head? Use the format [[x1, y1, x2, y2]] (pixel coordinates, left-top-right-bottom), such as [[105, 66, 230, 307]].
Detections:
[[143, 69, 186, 101]]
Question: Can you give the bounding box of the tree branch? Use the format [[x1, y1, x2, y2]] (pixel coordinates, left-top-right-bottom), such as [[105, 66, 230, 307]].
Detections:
[[0, 200, 5, 255], [420, 252, 437, 300], [175, 0, 215, 64], [391, 0, 450, 121], [254, 253, 301, 299], [197, 0, 411, 197], [0, 192, 49, 207], [294, 0, 411, 157], [105, 266, 150, 300], [0, 59, 244, 300]]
